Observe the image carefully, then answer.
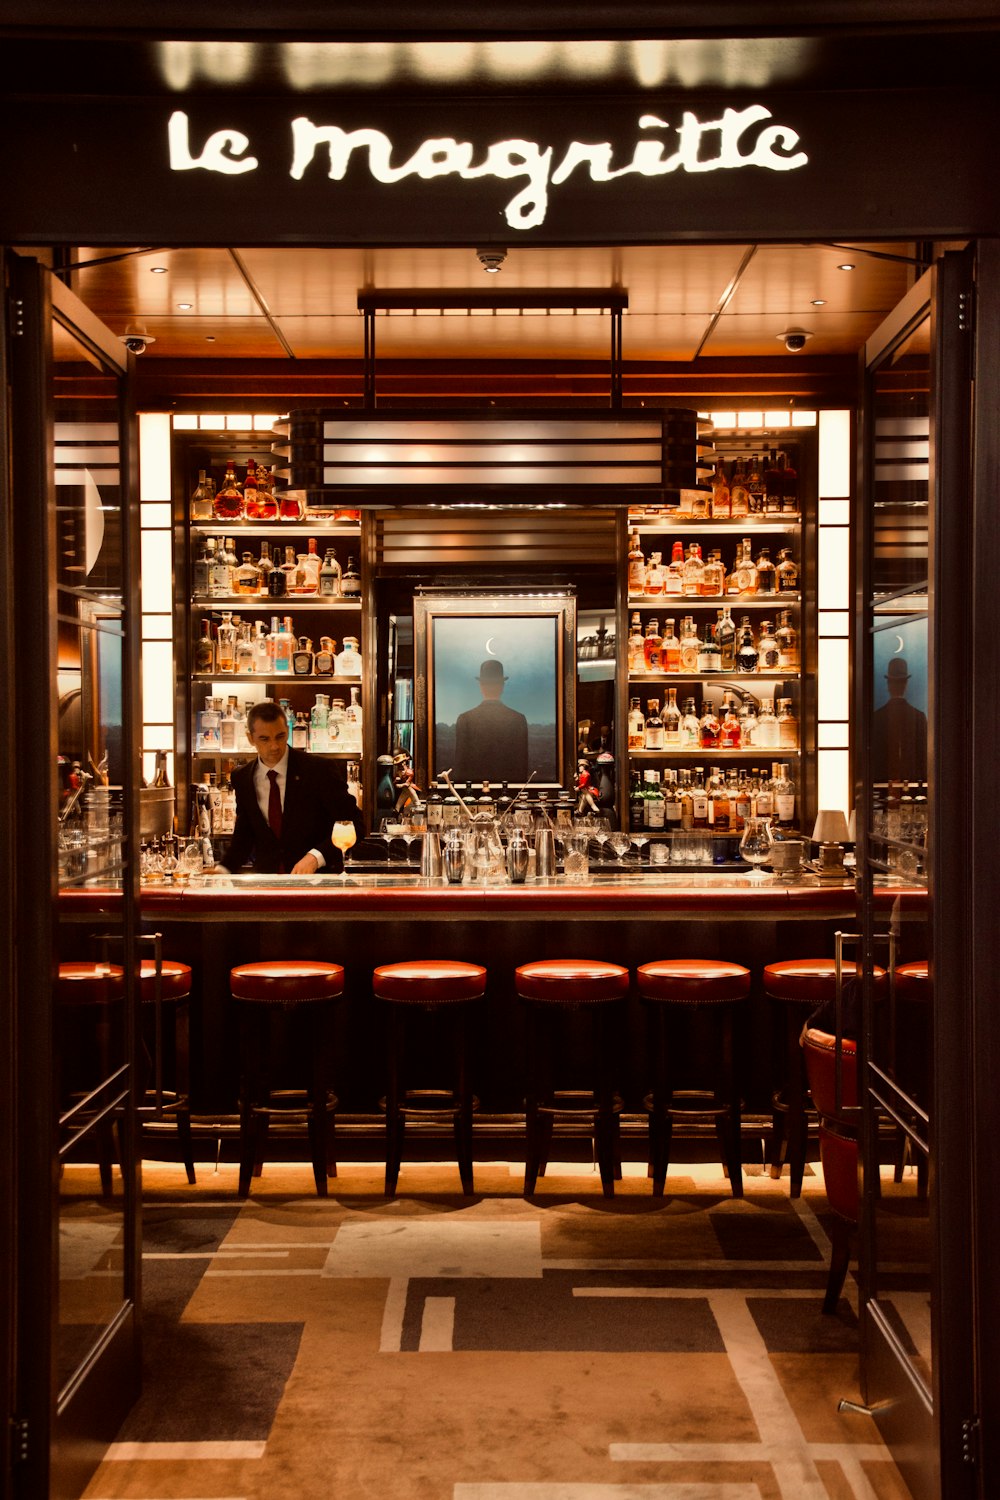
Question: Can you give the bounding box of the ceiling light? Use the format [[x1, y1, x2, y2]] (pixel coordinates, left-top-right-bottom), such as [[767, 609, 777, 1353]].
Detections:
[[150, 266, 168, 274], [837, 262, 855, 271], [177, 302, 193, 310], [811, 298, 826, 306], [205, 335, 216, 342], [476, 247, 507, 274]]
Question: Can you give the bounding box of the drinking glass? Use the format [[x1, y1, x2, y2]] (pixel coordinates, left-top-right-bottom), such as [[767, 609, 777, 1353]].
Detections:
[[607, 831, 631, 864], [631, 831, 650, 864], [739, 816, 774, 883], [331, 820, 357, 881]]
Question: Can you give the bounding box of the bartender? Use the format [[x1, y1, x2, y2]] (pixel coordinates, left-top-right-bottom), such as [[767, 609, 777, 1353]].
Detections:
[[218, 700, 363, 874]]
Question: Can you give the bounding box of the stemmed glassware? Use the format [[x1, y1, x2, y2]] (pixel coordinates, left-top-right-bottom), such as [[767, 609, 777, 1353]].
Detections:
[[331, 820, 357, 882], [739, 815, 774, 883], [591, 816, 612, 864], [631, 831, 650, 864], [607, 831, 631, 864]]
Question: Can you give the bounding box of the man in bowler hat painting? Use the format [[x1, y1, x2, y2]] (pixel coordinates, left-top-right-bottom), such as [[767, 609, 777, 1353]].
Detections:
[[454, 658, 530, 783], [871, 656, 928, 783]]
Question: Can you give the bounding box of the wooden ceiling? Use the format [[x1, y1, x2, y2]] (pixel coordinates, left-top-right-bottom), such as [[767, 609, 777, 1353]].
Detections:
[[59, 240, 928, 365]]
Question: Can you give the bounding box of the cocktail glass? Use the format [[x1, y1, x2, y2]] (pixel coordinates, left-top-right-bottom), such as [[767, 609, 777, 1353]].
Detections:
[[331, 820, 357, 881], [739, 816, 774, 883], [607, 831, 631, 864]]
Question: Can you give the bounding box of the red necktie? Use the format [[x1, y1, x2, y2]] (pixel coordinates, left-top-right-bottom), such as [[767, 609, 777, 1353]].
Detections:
[[267, 769, 282, 840]]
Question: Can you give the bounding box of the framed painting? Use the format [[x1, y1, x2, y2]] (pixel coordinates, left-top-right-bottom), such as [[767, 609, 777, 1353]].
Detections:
[[413, 591, 576, 791]]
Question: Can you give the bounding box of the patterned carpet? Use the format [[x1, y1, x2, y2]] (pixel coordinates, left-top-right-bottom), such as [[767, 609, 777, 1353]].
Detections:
[[69, 1157, 919, 1500]]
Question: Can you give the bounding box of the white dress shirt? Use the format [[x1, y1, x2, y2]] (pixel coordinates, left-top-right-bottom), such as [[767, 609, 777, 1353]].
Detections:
[[253, 749, 325, 869]]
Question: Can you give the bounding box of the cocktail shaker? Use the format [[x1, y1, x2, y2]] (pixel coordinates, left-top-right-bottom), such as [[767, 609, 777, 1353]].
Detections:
[[443, 831, 466, 884], [535, 828, 556, 878], [420, 830, 443, 878], [506, 830, 529, 884]]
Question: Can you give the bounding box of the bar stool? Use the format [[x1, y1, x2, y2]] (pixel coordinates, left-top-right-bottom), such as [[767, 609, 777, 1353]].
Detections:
[[56, 962, 126, 1196], [763, 957, 885, 1196], [137, 959, 196, 1185], [229, 960, 345, 1198], [373, 960, 487, 1198], [802, 1027, 859, 1313], [635, 959, 751, 1198], [514, 959, 629, 1199]]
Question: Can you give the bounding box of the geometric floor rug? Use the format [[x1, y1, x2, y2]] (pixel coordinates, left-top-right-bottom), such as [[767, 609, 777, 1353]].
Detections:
[[75, 1158, 918, 1500]]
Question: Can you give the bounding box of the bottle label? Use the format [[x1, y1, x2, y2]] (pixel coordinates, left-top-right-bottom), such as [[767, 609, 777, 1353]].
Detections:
[[646, 799, 665, 828], [644, 727, 665, 749], [776, 793, 795, 821], [692, 793, 708, 819]]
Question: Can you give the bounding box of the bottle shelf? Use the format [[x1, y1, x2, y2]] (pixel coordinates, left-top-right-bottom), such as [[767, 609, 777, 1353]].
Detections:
[[628, 593, 800, 607], [190, 523, 360, 537], [192, 673, 362, 685], [192, 748, 359, 759], [629, 671, 799, 683], [628, 516, 800, 533], [190, 595, 362, 609], [630, 746, 801, 757]]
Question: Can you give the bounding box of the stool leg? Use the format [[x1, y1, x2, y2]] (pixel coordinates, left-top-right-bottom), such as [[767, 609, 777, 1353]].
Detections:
[[594, 1004, 618, 1199], [175, 998, 196, 1186], [306, 1008, 331, 1197], [718, 1004, 743, 1199], [523, 1004, 544, 1196], [771, 1007, 808, 1195], [824, 1218, 853, 1314], [238, 1006, 264, 1199], [648, 1006, 673, 1197], [95, 1004, 117, 1197], [453, 1004, 475, 1196], [385, 1006, 405, 1198]]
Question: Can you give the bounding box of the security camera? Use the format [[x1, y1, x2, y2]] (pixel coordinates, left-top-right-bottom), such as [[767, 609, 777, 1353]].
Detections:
[[777, 329, 812, 352], [118, 332, 156, 354]]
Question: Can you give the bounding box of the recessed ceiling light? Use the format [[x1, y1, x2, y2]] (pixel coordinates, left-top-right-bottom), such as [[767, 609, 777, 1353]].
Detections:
[[150, 266, 168, 274], [811, 298, 827, 306], [205, 335, 216, 342], [177, 302, 193, 310], [837, 263, 855, 271]]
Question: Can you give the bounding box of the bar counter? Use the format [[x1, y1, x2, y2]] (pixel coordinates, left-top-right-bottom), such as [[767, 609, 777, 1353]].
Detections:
[[65, 871, 897, 1131]]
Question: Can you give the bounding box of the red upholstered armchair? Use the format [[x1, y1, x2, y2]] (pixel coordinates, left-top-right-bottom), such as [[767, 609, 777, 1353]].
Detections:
[[802, 1027, 859, 1313]]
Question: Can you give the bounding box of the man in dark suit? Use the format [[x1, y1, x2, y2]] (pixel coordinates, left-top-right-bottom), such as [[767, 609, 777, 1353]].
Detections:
[[453, 658, 529, 784], [218, 701, 363, 874], [871, 656, 928, 785]]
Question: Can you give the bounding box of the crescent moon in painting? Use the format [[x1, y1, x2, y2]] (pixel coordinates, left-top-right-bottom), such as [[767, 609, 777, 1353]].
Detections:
[[485, 637, 497, 655], [894, 635, 905, 654]]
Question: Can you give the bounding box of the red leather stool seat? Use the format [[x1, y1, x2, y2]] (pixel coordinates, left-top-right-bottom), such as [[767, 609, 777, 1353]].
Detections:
[[57, 962, 125, 1004], [895, 960, 930, 1001], [373, 960, 486, 1005], [230, 960, 345, 1197], [803, 1028, 859, 1313], [138, 960, 192, 1003], [764, 958, 886, 1003], [230, 960, 345, 1005], [514, 959, 630, 1005], [637, 959, 750, 1006]]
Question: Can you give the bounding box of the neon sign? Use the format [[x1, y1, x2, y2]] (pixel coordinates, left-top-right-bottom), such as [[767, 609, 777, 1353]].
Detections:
[[168, 106, 807, 230]]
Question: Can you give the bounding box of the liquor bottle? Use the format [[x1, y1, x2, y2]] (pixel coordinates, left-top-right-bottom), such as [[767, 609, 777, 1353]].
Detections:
[[310, 696, 330, 756], [193, 539, 212, 595], [345, 685, 363, 753], [234, 622, 254, 674], [757, 620, 780, 672], [664, 769, 683, 828], [627, 530, 645, 594], [756, 699, 780, 748], [679, 616, 700, 672], [346, 760, 363, 811], [213, 461, 243, 521], [755, 546, 776, 595], [152, 749, 171, 788], [740, 699, 758, 744], [663, 686, 681, 744], [279, 481, 303, 522], [195, 619, 215, 674], [196, 773, 213, 836], [699, 700, 721, 750], [218, 764, 237, 835], [643, 617, 663, 673], [682, 543, 704, 596], [252, 461, 279, 521], [319, 547, 342, 597], [190, 469, 214, 521], [680, 696, 700, 745], [678, 769, 694, 829], [736, 617, 758, 673], [754, 768, 774, 819], [627, 612, 645, 673], [711, 460, 731, 519], [729, 459, 749, 518], [715, 606, 737, 671], [776, 548, 799, 593], [253, 622, 271, 674], [763, 449, 783, 513], [341, 556, 361, 598], [732, 769, 751, 832], [292, 636, 314, 675], [691, 767, 709, 828], [697, 624, 720, 673], [644, 698, 664, 750], [776, 610, 799, 670], [701, 549, 726, 597], [242, 458, 263, 520], [710, 771, 731, 833], [256, 540, 274, 588], [280, 545, 300, 593], [773, 762, 796, 827], [299, 537, 322, 592], [271, 616, 294, 674], [664, 540, 685, 596], [644, 770, 665, 829], [216, 611, 236, 673], [644, 551, 665, 596], [443, 781, 462, 827], [329, 696, 346, 744], [313, 635, 335, 676], [744, 453, 764, 515], [721, 698, 742, 748], [209, 537, 232, 598], [336, 635, 362, 677], [426, 781, 444, 829], [234, 551, 261, 596], [776, 698, 798, 749], [778, 451, 798, 513], [627, 696, 645, 751], [220, 697, 239, 750], [734, 539, 758, 594], [661, 618, 681, 673], [292, 712, 308, 751], [628, 770, 645, 831]]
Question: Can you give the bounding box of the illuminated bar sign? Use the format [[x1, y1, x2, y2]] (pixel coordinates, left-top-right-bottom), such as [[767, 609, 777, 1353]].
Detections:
[[167, 104, 807, 231]]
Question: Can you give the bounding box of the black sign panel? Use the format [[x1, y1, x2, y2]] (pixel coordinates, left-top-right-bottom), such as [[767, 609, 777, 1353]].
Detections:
[[1, 89, 996, 245]]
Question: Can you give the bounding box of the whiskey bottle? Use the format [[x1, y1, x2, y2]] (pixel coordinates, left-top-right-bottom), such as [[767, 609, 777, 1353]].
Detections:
[[242, 458, 263, 521], [664, 540, 685, 596], [755, 547, 776, 595], [773, 762, 796, 827], [213, 461, 243, 521], [691, 767, 709, 828], [680, 696, 700, 745], [701, 548, 726, 597], [234, 551, 261, 596], [711, 460, 731, 518], [299, 537, 322, 593], [763, 449, 783, 514], [678, 769, 694, 829], [628, 612, 645, 673], [252, 460, 279, 521], [698, 700, 721, 751], [778, 451, 798, 513], [661, 618, 681, 673], [715, 606, 737, 671], [292, 712, 309, 750], [682, 543, 704, 596], [776, 548, 799, 593], [644, 551, 665, 596], [627, 697, 646, 751], [341, 556, 361, 598], [664, 769, 683, 829], [663, 686, 681, 744], [628, 770, 645, 832], [644, 770, 665, 829], [216, 611, 236, 673], [697, 624, 720, 673], [627, 530, 645, 594], [729, 459, 749, 519], [776, 698, 798, 749], [757, 620, 780, 672], [679, 616, 700, 672], [721, 698, 742, 748], [744, 455, 763, 516], [644, 698, 665, 750], [319, 547, 342, 597], [775, 610, 799, 670], [733, 539, 758, 594], [709, 771, 731, 833], [736, 618, 758, 673], [643, 617, 663, 673], [195, 618, 215, 674], [756, 699, 780, 748], [190, 469, 214, 521]]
